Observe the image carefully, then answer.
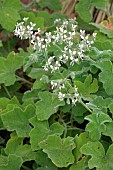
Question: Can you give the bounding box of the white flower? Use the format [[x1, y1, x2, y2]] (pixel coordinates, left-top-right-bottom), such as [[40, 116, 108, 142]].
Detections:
[[58, 92, 65, 101], [51, 81, 57, 89], [23, 17, 29, 22]]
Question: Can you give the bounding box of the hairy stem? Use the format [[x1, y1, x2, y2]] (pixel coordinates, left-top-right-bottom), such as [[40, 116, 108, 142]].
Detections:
[[79, 98, 92, 113], [2, 84, 11, 99]]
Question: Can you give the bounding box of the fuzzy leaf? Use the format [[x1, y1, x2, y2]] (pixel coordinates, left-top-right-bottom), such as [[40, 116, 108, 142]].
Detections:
[[87, 96, 113, 113], [5, 133, 35, 162], [39, 135, 75, 167], [74, 75, 98, 100], [103, 122, 113, 141], [81, 142, 113, 170], [0, 154, 22, 170], [91, 0, 106, 11], [72, 103, 87, 123], [35, 150, 58, 170], [70, 157, 89, 170], [108, 102, 113, 114], [20, 11, 44, 30], [29, 68, 48, 90], [0, 0, 21, 31], [85, 112, 112, 141], [91, 23, 113, 38], [1, 105, 35, 137], [29, 116, 64, 150], [74, 132, 90, 161], [98, 60, 113, 95], [36, 91, 65, 121], [0, 52, 23, 86], [38, 0, 61, 11], [75, 0, 92, 23]]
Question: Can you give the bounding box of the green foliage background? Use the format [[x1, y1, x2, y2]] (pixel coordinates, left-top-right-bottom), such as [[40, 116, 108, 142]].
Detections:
[[0, 0, 113, 169]]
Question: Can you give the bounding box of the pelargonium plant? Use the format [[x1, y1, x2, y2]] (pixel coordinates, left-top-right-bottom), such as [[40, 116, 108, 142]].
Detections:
[[14, 17, 96, 106]]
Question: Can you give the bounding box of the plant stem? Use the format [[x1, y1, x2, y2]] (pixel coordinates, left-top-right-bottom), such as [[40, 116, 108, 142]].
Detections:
[[22, 165, 32, 170], [67, 127, 85, 132], [2, 84, 11, 99], [62, 120, 67, 138], [79, 98, 92, 113], [16, 75, 33, 86], [0, 128, 6, 130]]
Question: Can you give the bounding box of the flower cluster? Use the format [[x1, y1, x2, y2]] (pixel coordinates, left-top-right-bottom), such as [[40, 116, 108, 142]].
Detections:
[[51, 79, 79, 105], [14, 18, 96, 73], [14, 17, 36, 39], [14, 17, 96, 105], [43, 18, 96, 72]]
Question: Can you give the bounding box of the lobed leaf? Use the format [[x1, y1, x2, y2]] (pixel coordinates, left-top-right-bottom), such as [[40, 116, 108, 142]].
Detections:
[[0, 52, 23, 86], [85, 112, 112, 141], [5, 132, 36, 162], [38, 0, 61, 11], [98, 60, 113, 95], [39, 135, 75, 167], [0, 0, 21, 31], [81, 142, 113, 170], [1, 105, 35, 137], [0, 154, 22, 170], [74, 75, 98, 100], [29, 116, 64, 150], [36, 91, 65, 121]]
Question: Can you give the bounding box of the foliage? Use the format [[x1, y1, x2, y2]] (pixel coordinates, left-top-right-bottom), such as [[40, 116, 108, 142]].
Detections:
[[0, 0, 113, 170]]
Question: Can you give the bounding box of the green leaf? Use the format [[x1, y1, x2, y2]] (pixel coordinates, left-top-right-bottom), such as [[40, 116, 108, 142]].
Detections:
[[37, 11, 53, 26], [38, 0, 61, 11], [20, 11, 44, 30], [91, 23, 113, 38], [36, 91, 65, 121], [98, 60, 113, 95], [103, 122, 113, 141], [29, 118, 49, 151], [80, 142, 113, 170], [75, 0, 107, 24], [0, 154, 22, 170], [72, 103, 87, 123], [0, 98, 9, 111], [94, 40, 113, 51], [35, 150, 58, 170], [29, 68, 49, 90], [74, 132, 90, 161], [22, 89, 39, 102], [85, 112, 112, 141], [108, 102, 113, 114], [91, 0, 106, 11], [75, 0, 92, 23], [1, 105, 35, 137], [29, 116, 64, 150], [87, 96, 113, 113], [74, 75, 98, 100], [0, 0, 21, 31], [70, 157, 89, 170], [0, 52, 23, 86], [5, 132, 35, 162], [39, 135, 75, 167]]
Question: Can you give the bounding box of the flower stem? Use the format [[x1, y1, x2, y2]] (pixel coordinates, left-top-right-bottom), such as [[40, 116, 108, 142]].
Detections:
[[62, 120, 67, 138], [79, 98, 92, 113], [22, 165, 32, 170], [2, 84, 11, 99], [16, 75, 33, 86]]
